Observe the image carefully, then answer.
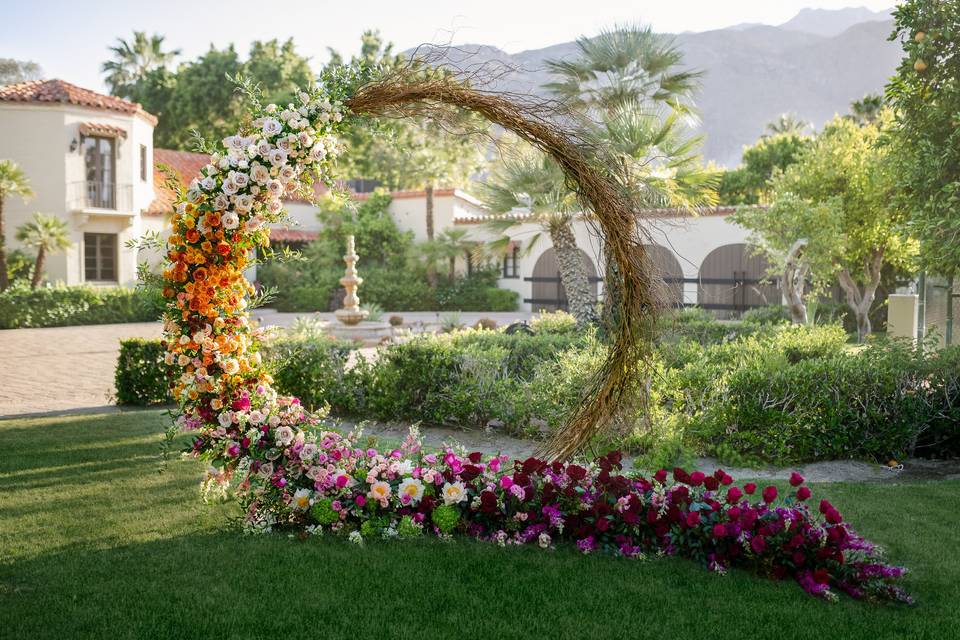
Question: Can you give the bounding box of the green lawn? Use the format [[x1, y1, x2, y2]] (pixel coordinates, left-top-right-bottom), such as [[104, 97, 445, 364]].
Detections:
[[1, 410, 957, 640]]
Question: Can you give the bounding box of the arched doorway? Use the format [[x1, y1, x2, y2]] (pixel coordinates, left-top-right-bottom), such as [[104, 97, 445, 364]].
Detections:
[[527, 248, 599, 312], [642, 244, 685, 308], [698, 243, 780, 318]]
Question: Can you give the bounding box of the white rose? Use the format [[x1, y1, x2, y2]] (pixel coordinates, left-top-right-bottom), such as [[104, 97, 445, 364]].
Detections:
[[232, 171, 249, 187], [235, 194, 254, 212], [261, 117, 282, 137], [266, 180, 283, 197], [268, 149, 288, 167], [221, 180, 239, 196], [250, 164, 270, 185], [221, 211, 240, 230], [246, 215, 265, 231], [267, 199, 283, 214]]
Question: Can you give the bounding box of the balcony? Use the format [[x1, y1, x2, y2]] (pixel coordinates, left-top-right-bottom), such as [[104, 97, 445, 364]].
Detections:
[[68, 181, 134, 212]]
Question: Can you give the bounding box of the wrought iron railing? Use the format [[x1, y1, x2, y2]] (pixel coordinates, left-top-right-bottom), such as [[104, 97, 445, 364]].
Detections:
[[67, 181, 133, 211]]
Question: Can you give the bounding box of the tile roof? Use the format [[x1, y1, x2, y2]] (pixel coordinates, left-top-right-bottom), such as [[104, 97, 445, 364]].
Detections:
[[267, 229, 320, 243], [147, 148, 211, 215], [79, 122, 127, 138], [0, 79, 157, 125], [452, 205, 759, 224]]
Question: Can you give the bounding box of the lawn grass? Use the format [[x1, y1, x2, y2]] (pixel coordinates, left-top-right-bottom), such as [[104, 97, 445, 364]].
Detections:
[[1, 410, 957, 640]]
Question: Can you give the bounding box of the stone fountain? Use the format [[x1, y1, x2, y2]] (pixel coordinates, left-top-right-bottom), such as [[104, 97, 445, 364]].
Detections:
[[335, 235, 369, 326]]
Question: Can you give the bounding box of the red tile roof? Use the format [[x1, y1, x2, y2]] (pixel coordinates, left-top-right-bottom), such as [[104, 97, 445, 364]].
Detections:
[[79, 122, 127, 138], [268, 229, 319, 243], [0, 79, 157, 125], [147, 149, 211, 215]]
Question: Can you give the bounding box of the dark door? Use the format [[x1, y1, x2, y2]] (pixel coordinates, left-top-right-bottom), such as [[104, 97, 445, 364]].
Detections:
[[84, 136, 115, 208]]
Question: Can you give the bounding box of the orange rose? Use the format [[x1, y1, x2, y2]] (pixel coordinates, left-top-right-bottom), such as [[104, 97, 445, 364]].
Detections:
[[185, 229, 201, 244]]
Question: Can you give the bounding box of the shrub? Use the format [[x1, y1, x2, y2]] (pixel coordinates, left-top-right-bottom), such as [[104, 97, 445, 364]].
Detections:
[[474, 318, 497, 330], [115, 339, 170, 405], [741, 304, 791, 325], [436, 269, 518, 312], [530, 310, 578, 335], [0, 283, 165, 329], [263, 335, 356, 412], [388, 315, 404, 326], [273, 284, 335, 312]]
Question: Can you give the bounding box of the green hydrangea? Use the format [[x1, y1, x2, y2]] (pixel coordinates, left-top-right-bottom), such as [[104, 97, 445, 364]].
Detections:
[[360, 519, 380, 538], [397, 515, 422, 538], [311, 498, 339, 526], [431, 505, 460, 534]]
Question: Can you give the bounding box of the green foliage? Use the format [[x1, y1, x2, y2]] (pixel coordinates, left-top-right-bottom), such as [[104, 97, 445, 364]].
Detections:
[[435, 270, 518, 312], [740, 305, 791, 326], [430, 505, 460, 534], [311, 499, 339, 526], [0, 283, 165, 329], [262, 335, 356, 413], [718, 133, 811, 205], [885, 0, 960, 277], [530, 310, 578, 335], [115, 339, 169, 405], [113, 38, 314, 150]]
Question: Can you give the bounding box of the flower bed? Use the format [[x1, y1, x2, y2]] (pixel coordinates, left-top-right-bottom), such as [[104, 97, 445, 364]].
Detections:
[[156, 79, 911, 604]]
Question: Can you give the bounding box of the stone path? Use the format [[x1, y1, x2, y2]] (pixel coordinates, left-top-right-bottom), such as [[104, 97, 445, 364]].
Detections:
[[0, 322, 163, 417], [0, 310, 536, 418]]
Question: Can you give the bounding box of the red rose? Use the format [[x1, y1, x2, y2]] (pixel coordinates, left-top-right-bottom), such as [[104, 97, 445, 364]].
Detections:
[[712, 524, 727, 538], [689, 471, 705, 486], [726, 487, 743, 504], [595, 517, 610, 532], [789, 472, 805, 487], [653, 469, 667, 484], [468, 451, 483, 463], [744, 482, 757, 495], [727, 506, 741, 521], [825, 508, 843, 525], [686, 511, 701, 527], [720, 473, 734, 486], [216, 242, 231, 256], [750, 536, 767, 554], [673, 467, 689, 484], [813, 568, 830, 585], [566, 465, 587, 481], [762, 486, 778, 504], [792, 551, 806, 567], [796, 486, 812, 501], [704, 476, 720, 491]]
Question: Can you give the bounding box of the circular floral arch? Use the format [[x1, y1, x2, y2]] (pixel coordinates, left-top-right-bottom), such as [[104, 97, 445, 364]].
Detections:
[[163, 74, 655, 463], [157, 75, 911, 602]]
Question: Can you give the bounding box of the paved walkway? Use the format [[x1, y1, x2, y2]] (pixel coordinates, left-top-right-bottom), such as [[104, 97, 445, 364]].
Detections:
[[0, 310, 536, 418]]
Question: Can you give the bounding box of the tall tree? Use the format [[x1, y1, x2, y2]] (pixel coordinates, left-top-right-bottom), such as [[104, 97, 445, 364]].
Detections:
[[0, 58, 43, 85], [15, 213, 72, 289], [735, 115, 917, 338], [545, 24, 702, 113], [102, 32, 180, 97], [0, 159, 34, 291], [885, 0, 960, 279], [848, 93, 884, 126], [764, 113, 810, 137], [719, 133, 811, 205], [479, 149, 599, 326]]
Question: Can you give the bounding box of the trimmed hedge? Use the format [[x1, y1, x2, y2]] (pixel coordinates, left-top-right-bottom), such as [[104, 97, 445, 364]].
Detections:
[[115, 318, 960, 464], [115, 339, 169, 405], [0, 284, 165, 329]]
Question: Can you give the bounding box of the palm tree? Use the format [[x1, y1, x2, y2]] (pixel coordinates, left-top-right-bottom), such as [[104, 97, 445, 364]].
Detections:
[[102, 32, 180, 97], [765, 113, 810, 137], [15, 213, 72, 289], [0, 159, 34, 291], [479, 150, 599, 326], [849, 94, 884, 125], [544, 24, 703, 114]]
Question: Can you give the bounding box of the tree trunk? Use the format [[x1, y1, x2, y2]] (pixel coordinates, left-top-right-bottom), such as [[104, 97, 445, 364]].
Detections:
[[836, 249, 884, 342], [0, 198, 8, 291], [425, 184, 437, 288], [31, 246, 45, 289], [549, 221, 598, 326], [448, 256, 456, 282], [783, 239, 809, 325]]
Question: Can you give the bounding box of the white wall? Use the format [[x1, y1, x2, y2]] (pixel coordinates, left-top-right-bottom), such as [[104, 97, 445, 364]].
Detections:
[[0, 102, 154, 286]]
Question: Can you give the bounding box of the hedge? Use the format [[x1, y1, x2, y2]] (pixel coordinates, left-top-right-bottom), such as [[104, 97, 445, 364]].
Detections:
[[0, 284, 165, 329], [115, 339, 169, 405], [115, 319, 960, 464]]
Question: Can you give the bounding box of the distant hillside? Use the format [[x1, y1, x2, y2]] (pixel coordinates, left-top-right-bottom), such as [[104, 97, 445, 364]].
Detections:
[[413, 8, 903, 167]]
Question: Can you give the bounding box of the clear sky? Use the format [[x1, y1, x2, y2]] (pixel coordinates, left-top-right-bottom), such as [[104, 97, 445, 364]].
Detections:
[[2, 0, 894, 92]]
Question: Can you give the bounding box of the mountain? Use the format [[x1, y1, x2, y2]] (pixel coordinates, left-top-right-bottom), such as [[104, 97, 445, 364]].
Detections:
[[778, 6, 893, 37], [413, 8, 903, 167]]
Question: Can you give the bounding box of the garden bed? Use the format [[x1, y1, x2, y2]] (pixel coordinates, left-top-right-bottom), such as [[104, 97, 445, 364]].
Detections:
[[1, 410, 958, 639]]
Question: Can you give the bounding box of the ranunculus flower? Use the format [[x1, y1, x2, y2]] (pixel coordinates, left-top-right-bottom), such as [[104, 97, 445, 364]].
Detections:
[[704, 476, 719, 491], [726, 487, 743, 504], [762, 486, 778, 504], [825, 508, 843, 525], [689, 471, 705, 486], [686, 511, 701, 527], [653, 469, 667, 484], [744, 482, 757, 495], [789, 472, 805, 487], [796, 486, 812, 501]]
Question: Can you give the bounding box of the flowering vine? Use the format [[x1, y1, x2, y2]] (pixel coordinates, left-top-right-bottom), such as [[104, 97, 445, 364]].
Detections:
[[159, 83, 911, 604]]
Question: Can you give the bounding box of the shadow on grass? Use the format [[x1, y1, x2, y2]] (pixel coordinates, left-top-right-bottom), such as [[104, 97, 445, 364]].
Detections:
[[0, 527, 952, 640]]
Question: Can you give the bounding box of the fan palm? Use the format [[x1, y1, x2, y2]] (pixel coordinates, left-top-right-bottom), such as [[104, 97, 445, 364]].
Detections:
[[765, 113, 810, 137], [478, 149, 599, 326], [102, 32, 180, 97], [15, 213, 72, 289], [849, 94, 884, 125], [0, 159, 34, 291], [544, 24, 702, 114]]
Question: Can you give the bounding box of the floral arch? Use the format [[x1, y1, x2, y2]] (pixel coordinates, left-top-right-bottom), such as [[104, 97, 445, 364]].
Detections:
[[158, 74, 909, 602]]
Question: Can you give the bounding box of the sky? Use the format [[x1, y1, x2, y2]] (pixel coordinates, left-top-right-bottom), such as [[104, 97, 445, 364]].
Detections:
[[2, 0, 894, 92]]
